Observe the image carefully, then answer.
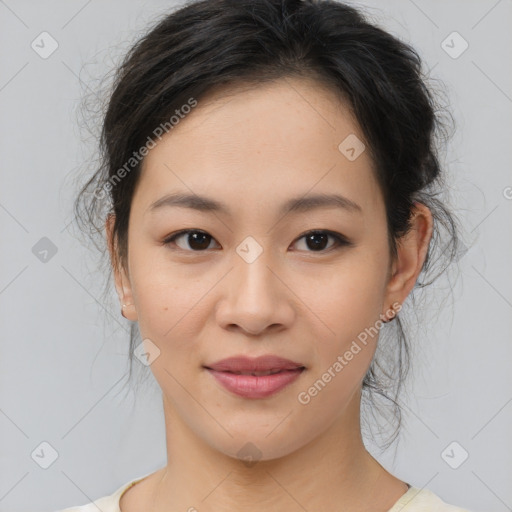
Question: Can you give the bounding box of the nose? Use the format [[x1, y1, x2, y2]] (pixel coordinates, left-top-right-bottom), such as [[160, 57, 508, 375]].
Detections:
[[215, 249, 295, 336]]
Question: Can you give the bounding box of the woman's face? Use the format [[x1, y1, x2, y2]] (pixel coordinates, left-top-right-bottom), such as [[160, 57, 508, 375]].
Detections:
[[112, 77, 405, 461]]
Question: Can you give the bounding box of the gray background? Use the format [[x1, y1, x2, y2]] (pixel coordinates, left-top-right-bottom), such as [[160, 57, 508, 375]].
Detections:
[[1, 1, 511, 511]]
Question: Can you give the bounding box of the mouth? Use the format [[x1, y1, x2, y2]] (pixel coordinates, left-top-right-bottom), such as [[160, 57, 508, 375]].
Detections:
[[203, 365, 306, 399], [202, 354, 307, 399], [203, 354, 306, 373]]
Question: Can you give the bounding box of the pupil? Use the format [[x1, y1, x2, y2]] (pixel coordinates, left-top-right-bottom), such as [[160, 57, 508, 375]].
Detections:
[[307, 233, 328, 251], [189, 232, 210, 250]]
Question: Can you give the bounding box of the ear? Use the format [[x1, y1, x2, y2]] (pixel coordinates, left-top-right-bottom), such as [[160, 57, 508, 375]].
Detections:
[[382, 201, 433, 318], [105, 214, 138, 321]]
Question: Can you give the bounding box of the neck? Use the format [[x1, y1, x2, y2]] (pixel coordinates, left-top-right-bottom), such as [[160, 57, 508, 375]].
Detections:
[[146, 389, 405, 512]]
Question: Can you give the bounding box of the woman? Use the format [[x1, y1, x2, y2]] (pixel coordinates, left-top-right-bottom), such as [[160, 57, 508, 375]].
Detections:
[[62, 0, 471, 510]]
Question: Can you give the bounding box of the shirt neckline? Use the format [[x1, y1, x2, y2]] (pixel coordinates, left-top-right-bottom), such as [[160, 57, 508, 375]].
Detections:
[[112, 472, 154, 512], [113, 476, 417, 512], [387, 484, 432, 512]]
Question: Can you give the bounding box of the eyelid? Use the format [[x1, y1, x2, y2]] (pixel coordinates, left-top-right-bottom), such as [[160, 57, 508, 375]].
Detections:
[[292, 229, 353, 251], [162, 229, 352, 252], [163, 229, 219, 251]]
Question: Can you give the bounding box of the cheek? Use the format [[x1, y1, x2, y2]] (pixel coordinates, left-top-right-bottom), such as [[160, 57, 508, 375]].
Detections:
[[128, 249, 215, 356], [295, 251, 388, 384], [289, 262, 388, 438], [299, 251, 388, 335]]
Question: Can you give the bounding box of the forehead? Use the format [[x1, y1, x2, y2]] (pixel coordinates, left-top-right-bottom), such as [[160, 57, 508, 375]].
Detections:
[[133, 77, 382, 218]]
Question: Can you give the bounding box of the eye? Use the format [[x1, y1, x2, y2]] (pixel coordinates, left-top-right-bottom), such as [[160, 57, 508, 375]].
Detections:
[[292, 230, 352, 253], [163, 229, 219, 251], [163, 229, 351, 253]]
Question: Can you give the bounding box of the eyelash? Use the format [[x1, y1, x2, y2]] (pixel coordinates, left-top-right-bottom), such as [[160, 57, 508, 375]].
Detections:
[[162, 229, 352, 254]]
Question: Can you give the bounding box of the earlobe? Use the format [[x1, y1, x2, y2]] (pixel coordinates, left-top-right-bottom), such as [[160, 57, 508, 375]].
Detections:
[[121, 302, 134, 319], [383, 201, 433, 308]]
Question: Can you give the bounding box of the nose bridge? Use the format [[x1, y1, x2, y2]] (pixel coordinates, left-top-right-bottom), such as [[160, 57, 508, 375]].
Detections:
[[232, 237, 279, 302]]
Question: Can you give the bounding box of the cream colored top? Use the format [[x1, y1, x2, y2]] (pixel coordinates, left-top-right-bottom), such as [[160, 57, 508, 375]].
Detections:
[[58, 472, 473, 512]]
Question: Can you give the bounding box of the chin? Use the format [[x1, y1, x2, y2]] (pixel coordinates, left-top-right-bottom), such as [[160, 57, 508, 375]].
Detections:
[[198, 424, 313, 465]]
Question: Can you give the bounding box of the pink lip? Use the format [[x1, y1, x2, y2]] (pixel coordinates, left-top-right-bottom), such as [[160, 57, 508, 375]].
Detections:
[[206, 368, 305, 399], [203, 355, 306, 399]]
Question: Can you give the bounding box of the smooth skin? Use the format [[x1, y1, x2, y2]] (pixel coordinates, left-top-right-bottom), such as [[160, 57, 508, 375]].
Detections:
[[106, 76, 433, 512]]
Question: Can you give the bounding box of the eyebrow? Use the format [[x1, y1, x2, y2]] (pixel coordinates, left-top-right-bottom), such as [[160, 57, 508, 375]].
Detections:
[[147, 191, 362, 216]]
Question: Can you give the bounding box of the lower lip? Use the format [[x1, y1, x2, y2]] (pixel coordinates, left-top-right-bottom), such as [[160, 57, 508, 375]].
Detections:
[[206, 368, 305, 399]]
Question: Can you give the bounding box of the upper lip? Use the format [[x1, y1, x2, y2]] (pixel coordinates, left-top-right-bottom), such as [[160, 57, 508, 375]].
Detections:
[[204, 355, 305, 373]]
